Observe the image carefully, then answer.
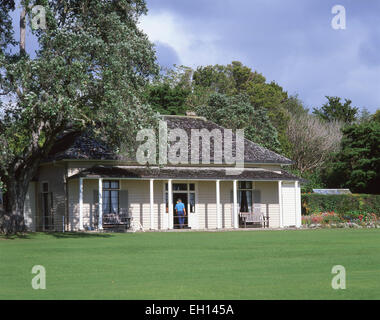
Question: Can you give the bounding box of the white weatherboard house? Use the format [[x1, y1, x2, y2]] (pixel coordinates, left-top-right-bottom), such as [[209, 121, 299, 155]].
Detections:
[[23, 115, 302, 232]]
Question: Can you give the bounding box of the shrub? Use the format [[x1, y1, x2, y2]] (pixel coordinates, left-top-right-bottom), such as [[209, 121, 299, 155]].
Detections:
[[301, 193, 380, 216], [302, 212, 342, 225], [342, 211, 378, 223]]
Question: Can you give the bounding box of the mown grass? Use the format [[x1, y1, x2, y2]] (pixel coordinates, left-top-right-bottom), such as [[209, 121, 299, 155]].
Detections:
[[0, 229, 379, 299]]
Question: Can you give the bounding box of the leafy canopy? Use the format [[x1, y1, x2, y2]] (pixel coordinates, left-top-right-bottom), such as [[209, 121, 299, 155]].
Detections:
[[192, 61, 293, 155], [0, 0, 159, 183], [148, 61, 301, 154], [313, 96, 358, 123], [322, 121, 380, 194], [144, 66, 192, 115], [0, 0, 158, 234], [195, 93, 281, 153]]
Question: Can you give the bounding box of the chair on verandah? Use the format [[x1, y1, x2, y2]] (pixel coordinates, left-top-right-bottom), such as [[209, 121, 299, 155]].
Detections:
[[240, 206, 269, 228]]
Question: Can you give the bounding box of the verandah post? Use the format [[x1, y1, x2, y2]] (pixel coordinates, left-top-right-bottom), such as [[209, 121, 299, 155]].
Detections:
[[278, 180, 283, 228], [168, 179, 173, 229], [150, 179, 154, 230], [79, 178, 84, 230], [233, 180, 238, 228], [98, 178, 103, 230], [216, 180, 221, 229], [295, 181, 301, 228]]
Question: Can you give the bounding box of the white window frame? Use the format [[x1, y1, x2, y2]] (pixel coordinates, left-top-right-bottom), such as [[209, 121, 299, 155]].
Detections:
[[102, 179, 121, 215], [238, 181, 256, 213]]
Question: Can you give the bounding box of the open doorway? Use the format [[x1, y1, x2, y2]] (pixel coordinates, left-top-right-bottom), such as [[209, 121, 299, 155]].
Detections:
[[165, 182, 196, 229], [173, 193, 189, 229]]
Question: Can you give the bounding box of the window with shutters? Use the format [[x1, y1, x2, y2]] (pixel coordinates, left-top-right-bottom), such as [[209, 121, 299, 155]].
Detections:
[[238, 182, 252, 213], [102, 180, 119, 214], [238, 181, 260, 213]]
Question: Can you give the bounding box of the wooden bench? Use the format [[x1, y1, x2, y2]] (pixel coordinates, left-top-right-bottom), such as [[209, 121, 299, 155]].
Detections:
[[102, 213, 132, 229], [240, 209, 269, 228]]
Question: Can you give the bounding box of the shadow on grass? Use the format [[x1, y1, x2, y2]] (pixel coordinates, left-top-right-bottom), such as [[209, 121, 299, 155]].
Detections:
[[0, 232, 115, 240], [47, 232, 114, 239], [0, 233, 34, 240]]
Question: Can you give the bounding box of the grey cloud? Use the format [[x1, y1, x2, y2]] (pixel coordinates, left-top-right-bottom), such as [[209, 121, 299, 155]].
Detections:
[[359, 30, 380, 66], [145, 0, 380, 112], [154, 41, 180, 69]]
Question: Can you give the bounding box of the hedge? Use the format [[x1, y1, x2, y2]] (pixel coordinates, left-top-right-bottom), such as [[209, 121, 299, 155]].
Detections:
[[301, 193, 380, 216]]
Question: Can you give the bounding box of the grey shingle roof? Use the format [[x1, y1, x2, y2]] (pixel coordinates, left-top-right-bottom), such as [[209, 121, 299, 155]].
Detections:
[[46, 131, 115, 161], [47, 115, 292, 165], [165, 115, 292, 164]]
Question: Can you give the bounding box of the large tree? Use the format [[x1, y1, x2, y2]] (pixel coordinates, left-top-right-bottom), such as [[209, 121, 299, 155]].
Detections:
[[195, 93, 281, 152], [322, 121, 380, 194], [0, 0, 158, 234], [144, 66, 192, 115], [0, 1, 16, 50], [287, 113, 342, 173], [313, 96, 358, 123], [373, 109, 380, 123], [191, 61, 294, 154]]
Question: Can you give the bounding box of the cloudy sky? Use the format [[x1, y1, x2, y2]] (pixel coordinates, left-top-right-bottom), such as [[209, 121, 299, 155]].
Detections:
[[140, 0, 380, 113], [8, 0, 380, 113]]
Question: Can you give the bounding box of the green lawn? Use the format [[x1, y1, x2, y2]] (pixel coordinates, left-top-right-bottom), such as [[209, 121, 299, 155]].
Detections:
[[1, 229, 379, 300]]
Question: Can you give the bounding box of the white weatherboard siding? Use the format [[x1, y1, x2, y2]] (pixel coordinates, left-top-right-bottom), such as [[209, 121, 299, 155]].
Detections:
[[24, 182, 36, 231], [64, 176, 297, 231], [35, 163, 67, 231], [295, 181, 302, 227], [68, 179, 174, 231], [68, 179, 79, 230], [68, 179, 97, 230], [220, 181, 233, 229], [197, 181, 217, 229], [154, 181, 166, 230], [159, 182, 169, 230], [123, 180, 150, 229], [255, 182, 280, 228], [281, 182, 298, 227]]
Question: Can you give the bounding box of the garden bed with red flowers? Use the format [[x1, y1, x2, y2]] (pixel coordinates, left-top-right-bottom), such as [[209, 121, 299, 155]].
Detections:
[[302, 211, 380, 229]]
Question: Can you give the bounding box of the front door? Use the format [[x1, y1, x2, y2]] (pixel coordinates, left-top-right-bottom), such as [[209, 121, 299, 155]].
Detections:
[[165, 182, 197, 230], [173, 193, 188, 229]]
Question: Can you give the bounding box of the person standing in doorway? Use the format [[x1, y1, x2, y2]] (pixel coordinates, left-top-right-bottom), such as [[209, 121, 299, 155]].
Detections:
[[175, 198, 186, 229]]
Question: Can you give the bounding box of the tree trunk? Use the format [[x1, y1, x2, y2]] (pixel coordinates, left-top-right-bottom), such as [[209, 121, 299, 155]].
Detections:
[[0, 164, 39, 235], [0, 123, 64, 235], [20, 6, 26, 55], [0, 181, 28, 234]]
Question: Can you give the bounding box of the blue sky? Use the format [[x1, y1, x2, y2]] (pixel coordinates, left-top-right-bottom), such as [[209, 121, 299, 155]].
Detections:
[[140, 0, 380, 113], [7, 0, 380, 113]]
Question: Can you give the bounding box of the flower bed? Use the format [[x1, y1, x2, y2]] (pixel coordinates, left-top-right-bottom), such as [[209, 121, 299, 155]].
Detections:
[[302, 211, 380, 229]]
